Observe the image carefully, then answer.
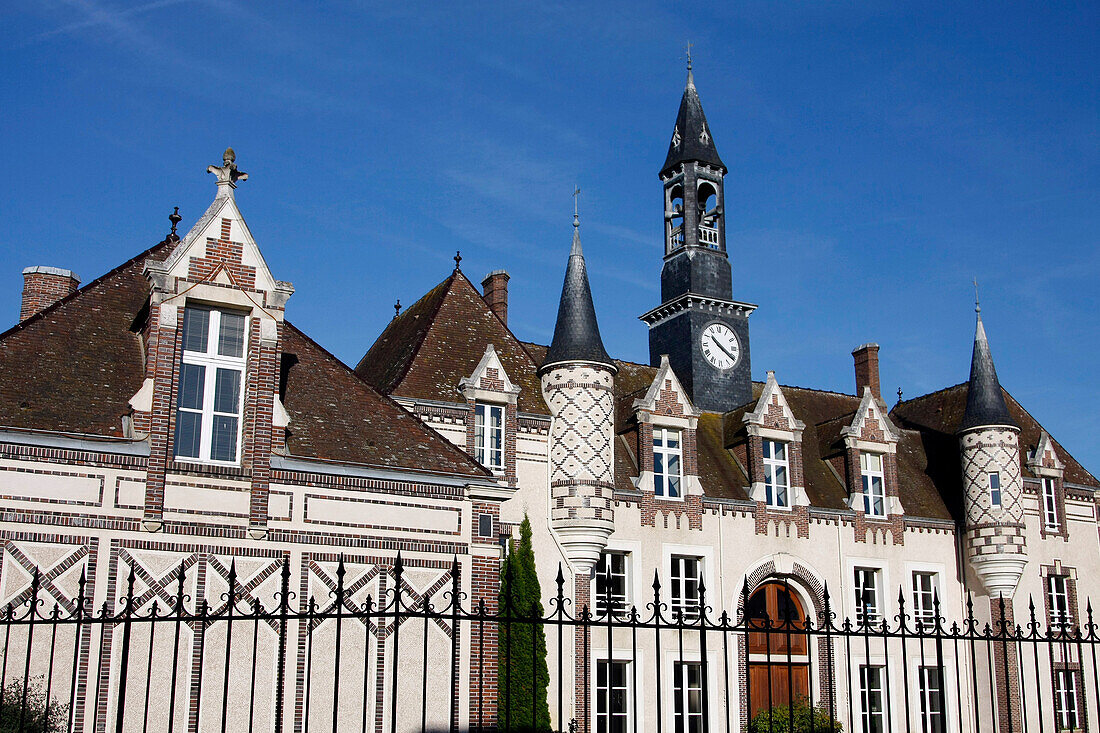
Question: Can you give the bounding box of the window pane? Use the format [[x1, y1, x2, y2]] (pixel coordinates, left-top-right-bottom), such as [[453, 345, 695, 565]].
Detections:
[[210, 415, 238, 462], [182, 307, 210, 353], [174, 411, 202, 458], [668, 454, 681, 479], [217, 312, 246, 358], [213, 368, 241, 414], [774, 465, 787, 488], [668, 474, 681, 498], [177, 363, 205, 410], [490, 405, 503, 429], [773, 442, 786, 461], [667, 430, 680, 449]]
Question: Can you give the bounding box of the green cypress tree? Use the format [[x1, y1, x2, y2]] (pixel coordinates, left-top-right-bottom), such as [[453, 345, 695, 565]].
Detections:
[[498, 515, 551, 732]]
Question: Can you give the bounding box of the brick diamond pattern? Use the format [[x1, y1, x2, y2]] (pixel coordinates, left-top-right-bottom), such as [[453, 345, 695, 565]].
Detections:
[[961, 428, 1027, 559]]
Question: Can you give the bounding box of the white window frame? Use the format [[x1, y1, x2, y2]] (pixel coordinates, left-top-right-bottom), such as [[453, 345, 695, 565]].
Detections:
[[595, 552, 630, 617], [912, 571, 938, 629], [988, 472, 1002, 508], [861, 452, 886, 517], [174, 306, 248, 466], [595, 659, 631, 733], [762, 439, 790, 509], [672, 661, 703, 733], [670, 555, 702, 620], [653, 427, 683, 499], [1054, 668, 1080, 731], [917, 666, 945, 733], [474, 402, 505, 472], [1048, 575, 1072, 632], [859, 665, 887, 733], [1042, 477, 1060, 531], [855, 567, 881, 627]]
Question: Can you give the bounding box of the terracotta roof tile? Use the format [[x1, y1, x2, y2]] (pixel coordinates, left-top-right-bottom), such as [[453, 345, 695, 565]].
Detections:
[[358, 273, 548, 414]]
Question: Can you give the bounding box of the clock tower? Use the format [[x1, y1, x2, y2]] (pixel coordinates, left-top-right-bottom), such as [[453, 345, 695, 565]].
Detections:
[[640, 61, 755, 412]]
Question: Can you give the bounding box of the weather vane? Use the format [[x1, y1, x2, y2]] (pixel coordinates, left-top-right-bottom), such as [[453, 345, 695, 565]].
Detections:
[[573, 186, 581, 227], [685, 41, 694, 70], [973, 278, 981, 314]]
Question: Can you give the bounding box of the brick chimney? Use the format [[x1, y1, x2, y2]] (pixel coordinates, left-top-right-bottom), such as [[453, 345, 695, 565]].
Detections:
[[481, 270, 510, 326], [21, 267, 80, 322], [852, 343, 881, 400]]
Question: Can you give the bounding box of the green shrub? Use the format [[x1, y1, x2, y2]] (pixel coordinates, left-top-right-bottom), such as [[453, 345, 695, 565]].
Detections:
[[748, 697, 842, 733], [0, 677, 68, 733]]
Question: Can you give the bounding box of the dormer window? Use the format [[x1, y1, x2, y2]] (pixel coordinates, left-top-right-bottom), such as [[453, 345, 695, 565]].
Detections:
[[174, 305, 247, 464], [1041, 477, 1059, 530], [474, 403, 504, 472], [860, 452, 886, 517], [653, 427, 682, 499], [762, 439, 790, 508], [989, 472, 1002, 508]]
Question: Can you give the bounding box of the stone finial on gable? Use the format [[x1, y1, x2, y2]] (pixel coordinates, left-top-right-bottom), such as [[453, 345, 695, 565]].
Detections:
[[633, 355, 700, 421], [1027, 431, 1065, 475], [841, 386, 900, 446], [459, 344, 520, 403], [207, 147, 248, 198], [743, 370, 805, 436]]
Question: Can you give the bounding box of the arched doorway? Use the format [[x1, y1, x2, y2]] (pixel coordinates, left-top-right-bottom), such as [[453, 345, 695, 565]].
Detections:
[[746, 580, 810, 719]]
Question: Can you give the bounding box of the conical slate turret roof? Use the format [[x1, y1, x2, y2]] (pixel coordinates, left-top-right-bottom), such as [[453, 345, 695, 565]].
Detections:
[[958, 310, 1017, 432], [540, 219, 614, 373], [661, 67, 725, 176]]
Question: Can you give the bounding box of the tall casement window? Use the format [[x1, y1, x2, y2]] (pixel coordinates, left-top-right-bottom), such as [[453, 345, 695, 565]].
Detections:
[[762, 439, 790, 508], [1042, 477, 1060, 531], [912, 572, 938, 628], [859, 665, 887, 733], [1053, 669, 1080, 731], [860, 452, 886, 516], [854, 567, 881, 626], [596, 660, 630, 733], [474, 403, 504, 472], [653, 427, 683, 498], [673, 661, 704, 733], [917, 666, 945, 733], [1047, 575, 1072, 631], [670, 555, 702, 620], [595, 552, 629, 616], [988, 472, 1002, 507], [175, 306, 247, 464]]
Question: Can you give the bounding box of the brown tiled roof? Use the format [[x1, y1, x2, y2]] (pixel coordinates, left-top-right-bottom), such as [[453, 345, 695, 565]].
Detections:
[[891, 383, 1099, 489], [357, 272, 548, 414], [280, 323, 490, 477], [0, 241, 173, 437], [0, 242, 489, 479]]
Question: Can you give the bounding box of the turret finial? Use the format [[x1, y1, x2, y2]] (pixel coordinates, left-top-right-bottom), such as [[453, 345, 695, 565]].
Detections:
[[896, 386, 903, 405], [393, 299, 401, 319], [454, 251, 462, 271], [685, 41, 694, 71], [973, 278, 981, 315], [572, 186, 581, 228]]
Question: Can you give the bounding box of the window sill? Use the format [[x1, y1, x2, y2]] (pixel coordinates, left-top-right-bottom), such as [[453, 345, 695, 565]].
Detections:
[[169, 459, 251, 481]]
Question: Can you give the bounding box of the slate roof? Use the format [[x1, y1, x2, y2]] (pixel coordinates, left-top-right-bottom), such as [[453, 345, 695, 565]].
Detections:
[[661, 69, 726, 176], [958, 314, 1017, 432], [892, 384, 1099, 489], [356, 270, 549, 414], [541, 224, 614, 372], [0, 241, 488, 479]]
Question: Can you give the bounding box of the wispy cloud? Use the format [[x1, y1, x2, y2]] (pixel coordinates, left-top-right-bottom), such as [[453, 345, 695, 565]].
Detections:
[[22, 0, 191, 45]]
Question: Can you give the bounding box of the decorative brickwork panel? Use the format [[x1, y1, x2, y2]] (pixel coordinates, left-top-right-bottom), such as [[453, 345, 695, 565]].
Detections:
[[470, 554, 500, 729], [960, 428, 1024, 529], [989, 600, 1023, 733], [186, 219, 258, 290]]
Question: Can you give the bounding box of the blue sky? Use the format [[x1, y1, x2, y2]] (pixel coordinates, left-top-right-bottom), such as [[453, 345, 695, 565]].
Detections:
[[1, 2, 1097, 472]]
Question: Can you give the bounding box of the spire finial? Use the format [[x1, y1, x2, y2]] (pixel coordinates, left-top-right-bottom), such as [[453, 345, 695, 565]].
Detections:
[[685, 41, 694, 71], [394, 299, 401, 319], [454, 251, 462, 271], [572, 186, 581, 228], [167, 207, 182, 243], [897, 386, 903, 405], [973, 278, 981, 315]]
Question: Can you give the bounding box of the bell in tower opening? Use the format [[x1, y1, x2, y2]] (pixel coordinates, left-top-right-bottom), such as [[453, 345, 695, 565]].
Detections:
[[641, 59, 756, 413]]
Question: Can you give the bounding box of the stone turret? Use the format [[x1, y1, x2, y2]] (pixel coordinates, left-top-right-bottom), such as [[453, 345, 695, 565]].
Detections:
[[539, 214, 617, 574], [957, 306, 1026, 598]]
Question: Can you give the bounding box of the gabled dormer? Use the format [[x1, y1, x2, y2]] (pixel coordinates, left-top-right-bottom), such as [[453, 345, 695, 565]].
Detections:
[[459, 344, 520, 485], [743, 372, 810, 523], [631, 355, 702, 504], [841, 387, 906, 544], [136, 149, 293, 537], [1028, 431, 1068, 540]]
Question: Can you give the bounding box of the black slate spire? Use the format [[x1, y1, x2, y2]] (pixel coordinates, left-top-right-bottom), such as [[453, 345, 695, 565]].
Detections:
[[540, 216, 614, 373], [661, 63, 725, 176], [959, 306, 1016, 432]]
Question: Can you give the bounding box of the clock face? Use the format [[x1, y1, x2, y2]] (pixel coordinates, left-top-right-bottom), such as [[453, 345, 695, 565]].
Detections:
[[700, 323, 740, 370]]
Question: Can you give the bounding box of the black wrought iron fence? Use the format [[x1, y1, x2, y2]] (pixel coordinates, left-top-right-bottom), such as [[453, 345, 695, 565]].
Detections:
[[0, 554, 1096, 733]]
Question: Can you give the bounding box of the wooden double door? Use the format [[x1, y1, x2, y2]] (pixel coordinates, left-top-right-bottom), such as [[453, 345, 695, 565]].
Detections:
[[746, 581, 811, 718]]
